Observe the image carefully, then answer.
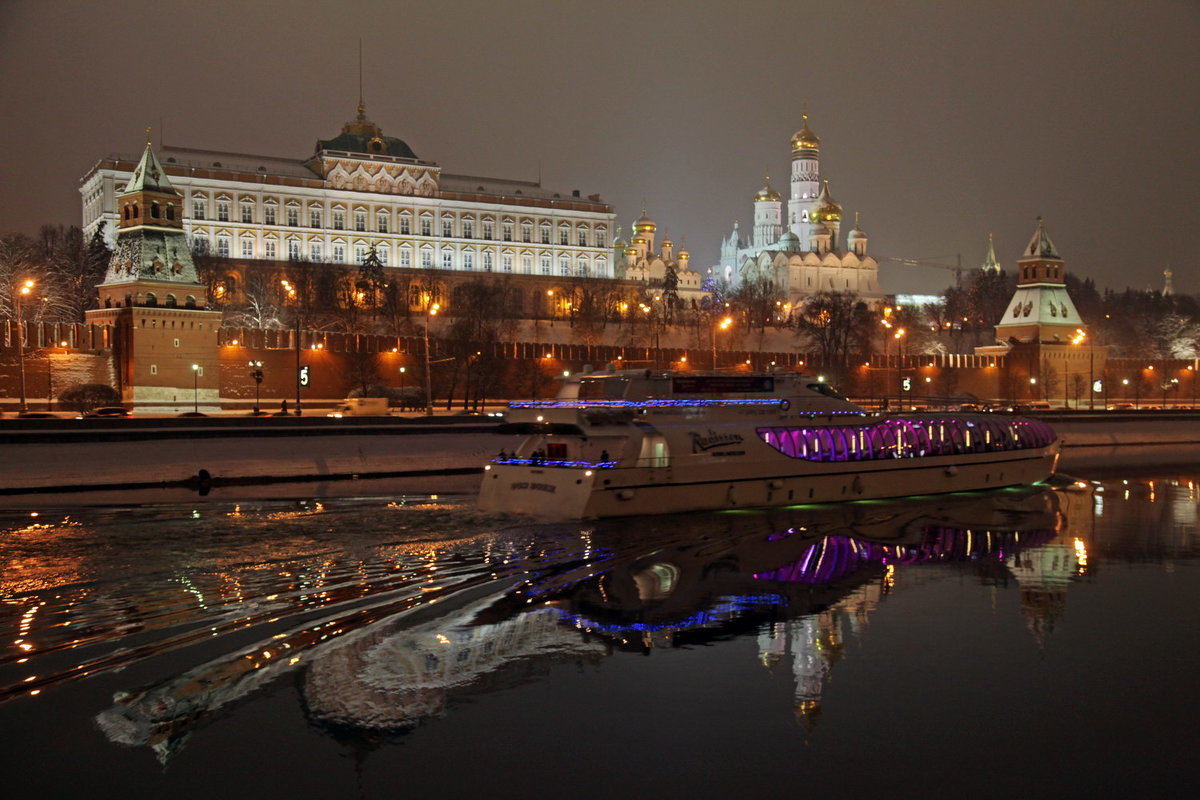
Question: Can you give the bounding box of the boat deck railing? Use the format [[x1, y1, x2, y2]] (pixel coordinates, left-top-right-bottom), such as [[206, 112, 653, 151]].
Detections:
[[492, 457, 616, 469]]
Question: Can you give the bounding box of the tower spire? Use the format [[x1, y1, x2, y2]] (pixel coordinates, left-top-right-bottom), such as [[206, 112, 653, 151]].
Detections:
[[357, 39, 365, 120], [982, 233, 1001, 273]]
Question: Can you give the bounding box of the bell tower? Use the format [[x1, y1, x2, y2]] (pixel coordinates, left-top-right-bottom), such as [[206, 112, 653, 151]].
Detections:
[[86, 137, 224, 412]]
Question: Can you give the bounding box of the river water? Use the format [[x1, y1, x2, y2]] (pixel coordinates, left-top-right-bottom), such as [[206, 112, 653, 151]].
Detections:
[[2, 466, 1198, 799]]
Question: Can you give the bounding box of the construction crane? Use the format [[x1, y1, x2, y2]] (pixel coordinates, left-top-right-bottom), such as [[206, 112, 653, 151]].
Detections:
[[880, 254, 964, 289]]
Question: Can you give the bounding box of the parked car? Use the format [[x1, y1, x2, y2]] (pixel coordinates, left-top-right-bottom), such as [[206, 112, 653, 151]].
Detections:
[[17, 411, 59, 419], [81, 406, 131, 418], [1107, 403, 1135, 411], [177, 411, 207, 417]]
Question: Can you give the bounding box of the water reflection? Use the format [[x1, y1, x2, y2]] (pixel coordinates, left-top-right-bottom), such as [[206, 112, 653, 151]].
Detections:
[[1, 476, 1198, 770]]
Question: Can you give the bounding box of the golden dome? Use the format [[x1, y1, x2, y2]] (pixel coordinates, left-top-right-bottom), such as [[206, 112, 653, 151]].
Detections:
[[815, 181, 841, 222], [633, 210, 656, 233], [754, 181, 782, 202], [790, 114, 820, 153]]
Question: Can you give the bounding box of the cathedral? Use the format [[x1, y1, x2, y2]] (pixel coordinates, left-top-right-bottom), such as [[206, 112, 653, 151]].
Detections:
[[715, 116, 882, 306], [612, 210, 705, 303]]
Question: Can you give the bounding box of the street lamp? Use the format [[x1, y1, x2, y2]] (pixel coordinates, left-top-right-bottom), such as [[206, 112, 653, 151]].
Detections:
[[191, 363, 200, 413], [893, 328, 906, 410], [47, 340, 67, 411], [423, 300, 440, 415], [711, 315, 732, 369], [15, 279, 34, 412], [248, 360, 264, 414], [281, 279, 301, 415]]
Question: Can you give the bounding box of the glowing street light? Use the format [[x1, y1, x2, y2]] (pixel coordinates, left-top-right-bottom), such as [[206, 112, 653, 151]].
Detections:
[[248, 360, 264, 414], [191, 363, 201, 413], [712, 315, 732, 369], [280, 279, 301, 415], [423, 299, 440, 415], [15, 279, 34, 412]]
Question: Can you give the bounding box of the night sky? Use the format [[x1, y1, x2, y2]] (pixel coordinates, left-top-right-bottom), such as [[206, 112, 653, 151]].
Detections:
[[1, 0, 1196, 295]]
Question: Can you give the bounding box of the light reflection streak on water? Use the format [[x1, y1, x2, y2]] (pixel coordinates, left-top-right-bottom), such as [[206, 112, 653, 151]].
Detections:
[[0, 501, 588, 704]]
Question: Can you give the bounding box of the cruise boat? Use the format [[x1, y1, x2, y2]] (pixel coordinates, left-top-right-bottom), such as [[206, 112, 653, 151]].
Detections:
[[478, 367, 1060, 520]]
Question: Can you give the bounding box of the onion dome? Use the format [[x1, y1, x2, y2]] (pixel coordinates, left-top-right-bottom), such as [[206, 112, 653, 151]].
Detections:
[[776, 230, 801, 252], [847, 211, 865, 241], [790, 114, 820, 154], [754, 180, 782, 203], [633, 210, 656, 235], [316, 102, 417, 159], [814, 181, 842, 223]]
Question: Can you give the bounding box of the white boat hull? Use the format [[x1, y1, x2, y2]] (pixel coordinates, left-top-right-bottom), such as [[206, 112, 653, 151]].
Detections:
[[479, 443, 1061, 520]]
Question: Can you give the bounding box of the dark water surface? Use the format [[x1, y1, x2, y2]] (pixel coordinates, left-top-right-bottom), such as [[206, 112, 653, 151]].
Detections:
[[2, 471, 1198, 799]]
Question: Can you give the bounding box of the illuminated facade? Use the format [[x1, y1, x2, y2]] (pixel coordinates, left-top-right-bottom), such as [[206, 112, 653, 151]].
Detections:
[[715, 116, 882, 305], [84, 141, 223, 410], [81, 103, 615, 281], [612, 210, 705, 302]]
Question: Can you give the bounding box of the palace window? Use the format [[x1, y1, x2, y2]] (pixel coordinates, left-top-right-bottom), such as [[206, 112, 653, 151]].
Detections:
[[332, 243, 345, 262], [463, 220, 474, 239], [483, 251, 493, 271], [192, 198, 206, 220], [521, 223, 532, 243], [442, 218, 453, 237], [502, 253, 512, 273], [464, 251, 474, 270], [287, 239, 300, 260], [377, 244, 389, 265], [400, 214, 411, 235], [442, 250, 453, 269], [264, 205, 277, 225], [503, 221, 513, 241], [541, 255, 551, 275], [217, 200, 230, 222], [421, 218, 432, 237], [377, 211, 389, 233], [355, 210, 367, 232], [483, 220, 494, 240], [241, 203, 254, 224], [421, 248, 433, 268], [310, 242, 322, 262], [287, 206, 299, 227], [400, 247, 411, 268], [540, 224, 551, 245], [559, 227, 569, 246], [354, 244, 367, 264], [241, 239, 254, 259], [597, 229, 606, 248], [559, 255, 569, 275], [333, 210, 345, 230], [217, 236, 231, 257], [578, 229, 587, 247], [522, 255, 532, 274], [310, 208, 322, 228], [265, 240, 277, 259]]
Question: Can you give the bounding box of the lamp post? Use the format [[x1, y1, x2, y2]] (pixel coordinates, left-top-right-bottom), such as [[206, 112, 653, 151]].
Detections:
[[191, 363, 200, 413], [893, 328, 906, 410], [15, 279, 34, 412], [423, 300, 440, 415], [281, 280, 301, 415], [711, 315, 732, 369], [48, 340, 67, 411], [248, 360, 264, 414]]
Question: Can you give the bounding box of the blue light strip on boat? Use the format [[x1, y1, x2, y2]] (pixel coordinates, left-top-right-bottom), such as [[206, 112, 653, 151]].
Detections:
[[492, 457, 616, 468]]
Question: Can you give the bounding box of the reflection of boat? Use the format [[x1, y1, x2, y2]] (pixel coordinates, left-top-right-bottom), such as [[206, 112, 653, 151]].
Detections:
[[478, 368, 1060, 519], [93, 485, 1074, 760]]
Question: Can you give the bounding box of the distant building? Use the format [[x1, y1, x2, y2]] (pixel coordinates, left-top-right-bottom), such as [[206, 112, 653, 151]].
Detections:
[[715, 116, 882, 306], [84, 141, 223, 411], [81, 103, 616, 282], [612, 210, 705, 303], [976, 217, 1107, 405]]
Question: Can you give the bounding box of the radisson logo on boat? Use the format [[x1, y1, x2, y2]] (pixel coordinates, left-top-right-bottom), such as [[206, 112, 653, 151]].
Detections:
[[690, 430, 745, 453]]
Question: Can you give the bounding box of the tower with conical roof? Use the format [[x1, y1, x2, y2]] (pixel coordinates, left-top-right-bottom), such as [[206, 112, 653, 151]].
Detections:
[[86, 138, 223, 411], [982, 233, 1002, 274], [975, 217, 1107, 406]]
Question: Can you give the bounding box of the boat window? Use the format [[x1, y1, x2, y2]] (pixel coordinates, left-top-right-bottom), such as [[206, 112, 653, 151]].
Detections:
[[806, 383, 848, 401], [547, 443, 568, 459]]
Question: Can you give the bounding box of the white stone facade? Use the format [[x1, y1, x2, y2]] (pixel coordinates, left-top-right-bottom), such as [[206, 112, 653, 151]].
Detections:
[[715, 116, 883, 307], [81, 108, 615, 282]]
